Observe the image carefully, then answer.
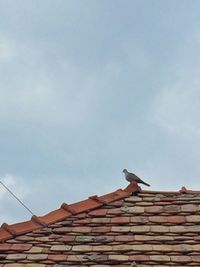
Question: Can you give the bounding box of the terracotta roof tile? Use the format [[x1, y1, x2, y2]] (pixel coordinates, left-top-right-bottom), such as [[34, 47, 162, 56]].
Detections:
[[1, 184, 200, 266], [0, 243, 12, 251], [38, 207, 71, 224], [10, 243, 32, 251], [1, 220, 39, 237], [69, 198, 102, 213]]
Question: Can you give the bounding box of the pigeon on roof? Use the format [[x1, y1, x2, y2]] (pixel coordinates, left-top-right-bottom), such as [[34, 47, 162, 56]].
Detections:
[[123, 169, 150, 187]]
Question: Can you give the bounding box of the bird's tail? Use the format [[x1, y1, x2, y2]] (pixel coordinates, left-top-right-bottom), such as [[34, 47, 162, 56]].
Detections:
[[141, 181, 150, 187]]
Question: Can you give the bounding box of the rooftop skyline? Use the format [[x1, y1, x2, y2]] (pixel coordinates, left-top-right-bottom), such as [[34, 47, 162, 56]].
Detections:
[[1, 0, 200, 224]]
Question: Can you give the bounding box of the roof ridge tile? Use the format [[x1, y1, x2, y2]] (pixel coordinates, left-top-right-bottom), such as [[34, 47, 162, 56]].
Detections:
[[89, 195, 107, 204], [1, 223, 16, 237], [124, 182, 142, 193], [31, 215, 48, 227], [60, 203, 77, 214]]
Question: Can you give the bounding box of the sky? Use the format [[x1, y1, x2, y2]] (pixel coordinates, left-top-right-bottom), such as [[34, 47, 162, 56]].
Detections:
[[1, 0, 200, 224]]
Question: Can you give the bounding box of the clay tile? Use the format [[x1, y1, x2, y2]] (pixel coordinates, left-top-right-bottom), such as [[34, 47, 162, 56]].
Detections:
[[40, 208, 71, 224], [180, 186, 188, 194], [98, 189, 130, 204], [61, 203, 77, 214], [89, 195, 107, 204], [70, 198, 102, 213], [11, 243, 32, 251], [1, 223, 16, 237], [31, 215, 47, 226], [7, 220, 40, 236], [0, 243, 11, 251], [124, 182, 142, 194], [0, 228, 12, 241]]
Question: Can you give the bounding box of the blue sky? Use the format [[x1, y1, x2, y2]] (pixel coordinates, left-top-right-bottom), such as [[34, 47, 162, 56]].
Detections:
[[1, 0, 200, 224]]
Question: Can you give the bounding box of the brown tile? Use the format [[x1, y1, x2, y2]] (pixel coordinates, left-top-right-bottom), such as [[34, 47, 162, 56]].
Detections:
[[10, 244, 32, 251], [129, 255, 150, 261], [167, 215, 185, 224], [50, 245, 71, 251], [123, 206, 144, 214], [48, 254, 67, 261], [72, 245, 92, 252], [0, 244, 12, 251], [67, 254, 87, 262], [107, 208, 124, 215], [6, 253, 27, 260], [144, 206, 164, 213], [92, 226, 111, 233], [3, 264, 26, 267], [164, 205, 180, 213], [130, 216, 148, 224], [170, 225, 200, 233], [89, 209, 108, 217], [131, 244, 153, 251], [115, 235, 135, 242], [53, 226, 72, 233], [27, 247, 43, 253], [91, 218, 110, 223], [186, 215, 200, 222], [75, 218, 92, 224], [149, 216, 167, 223], [150, 255, 170, 262], [27, 254, 48, 260], [160, 197, 177, 202], [191, 255, 200, 262], [193, 244, 200, 251], [111, 217, 130, 224], [131, 225, 150, 233], [152, 245, 172, 251], [125, 196, 142, 202], [108, 254, 129, 261], [110, 244, 133, 252], [181, 204, 199, 212], [93, 245, 113, 251], [111, 226, 130, 232], [150, 225, 169, 233], [170, 255, 191, 262], [58, 236, 75, 242], [73, 226, 92, 233]]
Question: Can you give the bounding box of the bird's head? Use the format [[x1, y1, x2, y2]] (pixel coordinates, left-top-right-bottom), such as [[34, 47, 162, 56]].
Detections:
[[122, 169, 128, 173]]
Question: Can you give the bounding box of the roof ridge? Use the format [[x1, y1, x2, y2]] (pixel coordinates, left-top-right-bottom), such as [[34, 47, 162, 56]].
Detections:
[[0, 184, 199, 242], [0, 186, 133, 242]]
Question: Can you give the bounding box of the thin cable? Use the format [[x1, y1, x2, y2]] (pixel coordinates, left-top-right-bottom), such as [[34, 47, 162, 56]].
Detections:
[[0, 180, 35, 216]]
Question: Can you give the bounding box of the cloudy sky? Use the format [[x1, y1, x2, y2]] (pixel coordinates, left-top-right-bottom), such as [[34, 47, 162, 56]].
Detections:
[[1, 0, 200, 224]]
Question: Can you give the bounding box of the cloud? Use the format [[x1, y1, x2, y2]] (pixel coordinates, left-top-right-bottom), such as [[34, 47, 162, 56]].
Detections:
[[0, 36, 101, 130], [151, 79, 200, 138], [150, 28, 200, 140]]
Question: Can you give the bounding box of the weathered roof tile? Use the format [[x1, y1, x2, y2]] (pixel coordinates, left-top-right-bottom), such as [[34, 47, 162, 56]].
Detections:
[[1, 185, 200, 266]]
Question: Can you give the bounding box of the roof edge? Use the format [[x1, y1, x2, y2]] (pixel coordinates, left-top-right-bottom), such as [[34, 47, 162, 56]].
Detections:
[[0, 186, 132, 242], [0, 184, 199, 242]]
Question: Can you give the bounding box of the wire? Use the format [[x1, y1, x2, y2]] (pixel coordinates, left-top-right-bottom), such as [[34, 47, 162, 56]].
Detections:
[[0, 180, 35, 216]]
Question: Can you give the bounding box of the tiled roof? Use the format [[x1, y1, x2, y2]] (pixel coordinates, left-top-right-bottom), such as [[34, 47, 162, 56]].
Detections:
[[1, 183, 200, 266]]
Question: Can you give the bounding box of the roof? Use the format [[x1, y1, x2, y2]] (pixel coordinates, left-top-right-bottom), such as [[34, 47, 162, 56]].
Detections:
[[1, 183, 200, 266]]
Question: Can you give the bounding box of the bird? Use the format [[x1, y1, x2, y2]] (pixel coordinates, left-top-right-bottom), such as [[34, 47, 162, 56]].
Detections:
[[123, 169, 150, 187]]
